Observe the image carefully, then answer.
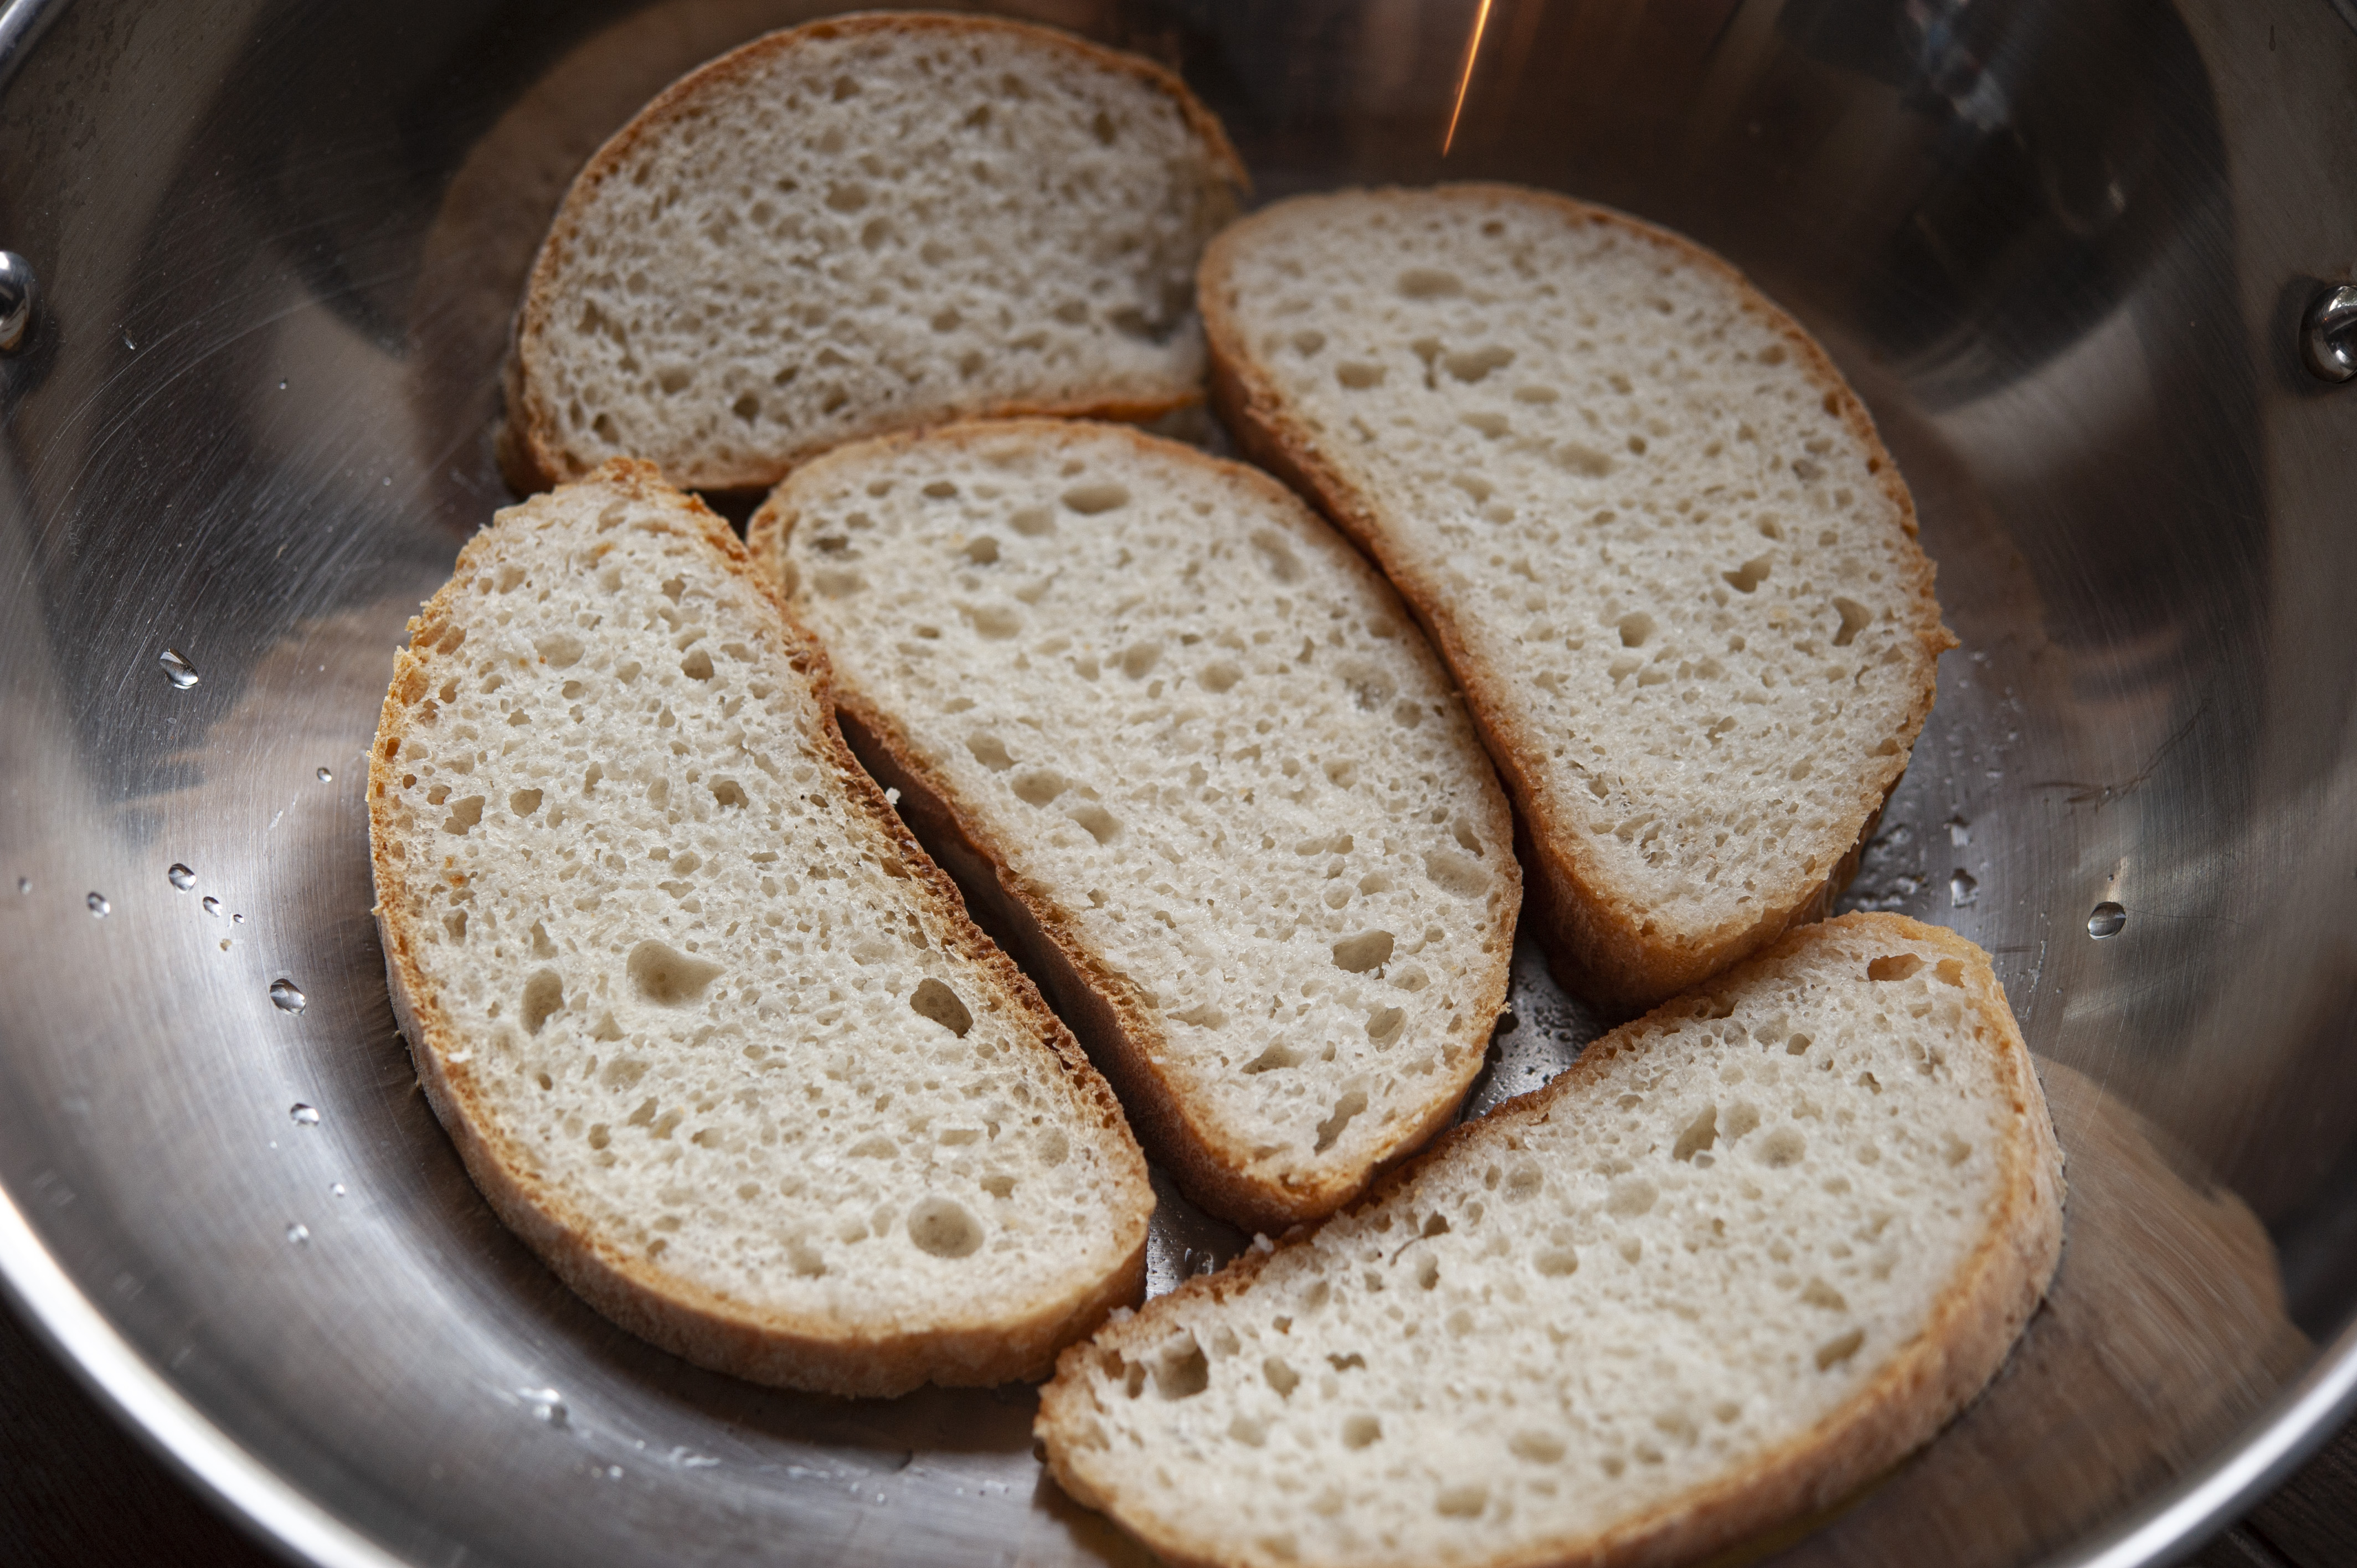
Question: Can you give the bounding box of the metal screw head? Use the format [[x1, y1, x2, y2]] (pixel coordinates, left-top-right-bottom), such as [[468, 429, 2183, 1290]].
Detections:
[[0, 251, 32, 353], [2302, 283, 2357, 383]]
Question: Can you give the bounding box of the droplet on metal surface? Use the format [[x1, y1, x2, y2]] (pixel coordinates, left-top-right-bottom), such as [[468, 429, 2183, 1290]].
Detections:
[[201, 895, 221, 917], [1948, 870, 1979, 907], [290, 1103, 320, 1126], [86, 892, 109, 917], [316, 766, 334, 783], [158, 648, 200, 689], [167, 863, 195, 891], [2088, 901, 2127, 939], [269, 978, 307, 1014], [286, 1223, 310, 1246]]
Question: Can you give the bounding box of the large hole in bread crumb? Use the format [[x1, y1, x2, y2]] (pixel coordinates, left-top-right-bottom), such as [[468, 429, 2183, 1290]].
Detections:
[[1423, 850, 1490, 899], [910, 978, 973, 1036], [1832, 597, 1873, 646], [1867, 953, 1922, 982], [906, 1195, 982, 1258], [627, 940, 723, 1006], [1398, 267, 1462, 299], [1331, 930, 1395, 974], [522, 969, 563, 1035], [1314, 1089, 1368, 1152], [442, 796, 485, 835], [1062, 482, 1129, 514], [534, 632, 584, 668], [1154, 1335, 1210, 1400]]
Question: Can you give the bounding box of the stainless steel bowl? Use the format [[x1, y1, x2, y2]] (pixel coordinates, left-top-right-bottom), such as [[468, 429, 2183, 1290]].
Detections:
[[4, 2, 2356, 1564]]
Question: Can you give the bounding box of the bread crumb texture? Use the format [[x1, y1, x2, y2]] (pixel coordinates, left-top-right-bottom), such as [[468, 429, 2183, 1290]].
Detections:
[[1206, 188, 1946, 992], [1040, 915, 2058, 1568], [514, 15, 1241, 488], [370, 466, 1143, 1383], [758, 421, 1517, 1224]]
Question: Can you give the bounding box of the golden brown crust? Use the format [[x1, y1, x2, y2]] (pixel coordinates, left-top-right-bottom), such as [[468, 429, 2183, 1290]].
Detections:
[[1201, 185, 1955, 1018], [369, 457, 1151, 1397], [1035, 912, 2065, 1568], [747, 417, 1519, 1234], [501, 12, 1249, 496]]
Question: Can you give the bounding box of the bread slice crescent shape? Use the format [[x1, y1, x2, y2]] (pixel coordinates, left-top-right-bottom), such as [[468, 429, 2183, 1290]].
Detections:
[[1201, 185, 1955, 1015], [748, 419, 1519, 1234], [368, 458, 1151, 1396], [500, 12, 1246, 494], [1036, 912, 2063, 1568]]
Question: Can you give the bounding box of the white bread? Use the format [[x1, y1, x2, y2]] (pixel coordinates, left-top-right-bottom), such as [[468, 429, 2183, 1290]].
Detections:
[[1201, 187, 1954, 1015], [500, 12, 1246, 494], [747, 419, 1519, 1234], [1036, 913, 2063, 1568], [367, 458, 1151, 1397]]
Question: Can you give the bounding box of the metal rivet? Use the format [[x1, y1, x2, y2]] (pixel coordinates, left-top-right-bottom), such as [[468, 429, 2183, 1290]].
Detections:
[[2302, 283, 2357, 383], [0, 251, 32, 353]]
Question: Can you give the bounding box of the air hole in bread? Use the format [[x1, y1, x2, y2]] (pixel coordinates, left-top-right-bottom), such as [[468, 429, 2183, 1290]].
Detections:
[[627, 940, 723, 1006], [1067, 802, 1120, 843], [1008, 507, 1053, 537], [1867, 953, 1922, 982], [1062, 482, 1129, 514], [522, 969, 564, 1035], [1011, 768, 1067, 805], [1342, 1413, 1382, 1448], [1814, 1328, 1865, 1370], [909, 977, 974, 1036], [1249, 528, 1304, 582], [1617, 612, 1655, 648], [510, 788, 542, 817], [963, 535, 999, 564], [967, 732, 1015, 770], [1443, 345, 1514, 383], [442, 796, 486, 834], [1313, 1089, 1367, 1152], [1831, 597, 1872, 646], [680, 647, 714, 680], [1244, 1041, 1306, 1075], [1398, 268, 1462, 299], [1756, 1127, 1807, 1168], [1330, 930, 1394, 974], [535, 632, 584, 668], [905, 1195, 982, 1258], [1723, 556, 1772, 594], [1153, 1335, 1210, 1399]]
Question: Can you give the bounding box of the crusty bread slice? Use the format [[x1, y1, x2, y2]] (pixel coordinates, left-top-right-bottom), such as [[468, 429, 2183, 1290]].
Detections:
[[500, 12, 1246, 494], [747, 419, 1520, 1234], [1036, 912, 2063, 1568], [1201, 186, 1955, 1015], [367, 458, 1151, 1397]]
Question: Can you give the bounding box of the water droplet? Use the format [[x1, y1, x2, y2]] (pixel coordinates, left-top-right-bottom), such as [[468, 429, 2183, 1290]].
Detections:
[[277, 379, 288, 391], [1948, 870, 1979, 907], [316, 766, 334, 783], [167, 863, 195, 891], [2088, 901, 2127, 939], [269, 978, 306, 1014], [232, 912, 245, 925], [1947, 817, 1971, 847], [330, 1183, 347, 1198], [86, 891, 109, 917], [286, 1223, 310, 1246], [201, 895, 220, 917], [158, 648, 200, 689], [16, 877, 28, 895], [522, 1388, 569, 1427], [290, 1102, 320, 1126], [121, 327, 135, 350]]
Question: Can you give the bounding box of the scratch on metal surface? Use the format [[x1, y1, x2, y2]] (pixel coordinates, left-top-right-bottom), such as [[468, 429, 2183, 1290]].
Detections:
[[1442, 0, 1497, 155]]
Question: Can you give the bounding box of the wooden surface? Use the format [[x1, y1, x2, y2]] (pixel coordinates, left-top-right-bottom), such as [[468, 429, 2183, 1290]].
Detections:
[[4, 1283, 2354, 1568]]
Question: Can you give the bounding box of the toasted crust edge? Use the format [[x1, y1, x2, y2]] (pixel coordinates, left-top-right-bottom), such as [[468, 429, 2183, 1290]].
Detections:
[[745, 417, 1520, 1234], [499, 12, 1250, 496], [1200, 185, 1957, 1017], [368, 457, 1152, 1397], [1034, 912, 2065, 1568]]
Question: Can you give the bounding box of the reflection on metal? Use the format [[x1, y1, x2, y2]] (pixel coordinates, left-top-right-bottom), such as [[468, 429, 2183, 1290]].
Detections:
[[2302, 283, 2357, 382], [1441, 0, 1495, 156], [0, 250, 30, 352], [2, 3, 2356, 1568]]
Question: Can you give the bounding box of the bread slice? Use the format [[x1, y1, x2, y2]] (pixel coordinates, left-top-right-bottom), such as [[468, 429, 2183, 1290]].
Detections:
[[1036, 912, 2062, 1568], [499, 12, 1246, 494], [746, 419, 1520, 1234], [367, 458, 1151, 1397], [1201, 186, 1955, 1015]]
